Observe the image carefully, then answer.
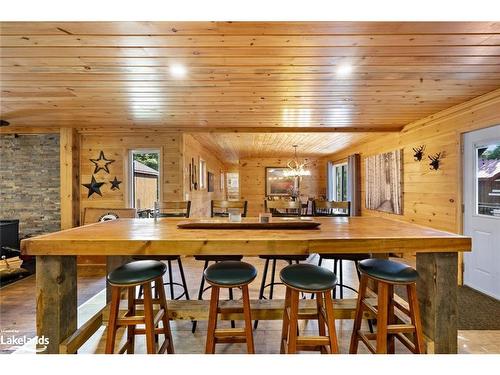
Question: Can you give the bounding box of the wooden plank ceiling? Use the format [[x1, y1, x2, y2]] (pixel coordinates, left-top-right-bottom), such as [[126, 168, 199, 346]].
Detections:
[[1, 21, 499, 161]]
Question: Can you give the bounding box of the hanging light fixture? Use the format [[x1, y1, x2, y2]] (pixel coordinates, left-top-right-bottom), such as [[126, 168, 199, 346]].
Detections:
[[284, 145, 311, 177]]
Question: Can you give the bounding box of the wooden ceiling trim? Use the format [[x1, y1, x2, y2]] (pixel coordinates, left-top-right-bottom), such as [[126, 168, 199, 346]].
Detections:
[[3, 46, 500, 58], [4, 56, 499, 67], [3, 34, 500, 47], [1, 21, 499, 35]]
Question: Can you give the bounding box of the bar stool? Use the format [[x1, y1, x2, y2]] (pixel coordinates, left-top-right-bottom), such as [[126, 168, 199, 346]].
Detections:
[[204, 261, 257, 354], [350, 258, 424, 354], [135, 201, 191, 301], [105, 260, 174, 354], [280, 263, 339, 354], [254, 199, 308, 329], [192, 199, 248, 333]]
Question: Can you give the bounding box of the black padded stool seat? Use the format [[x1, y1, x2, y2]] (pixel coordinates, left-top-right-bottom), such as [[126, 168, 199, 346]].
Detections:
[[358, 258, 418, 283], [280, 263, 338, 292], [320, 253, 370, 261], [204, 260, 257, 287], [107, 260, 166, 286], [194, 255, 243, 261], [134, 255, 181, 261], [259, 254, 308, 261]]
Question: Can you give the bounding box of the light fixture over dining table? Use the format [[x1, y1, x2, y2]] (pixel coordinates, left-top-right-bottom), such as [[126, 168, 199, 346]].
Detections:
[[283, 145, 311, 177]]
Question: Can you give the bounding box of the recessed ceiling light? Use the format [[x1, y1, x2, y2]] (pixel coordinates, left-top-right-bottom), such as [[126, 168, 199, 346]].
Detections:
[[170, 64, 187, 78], [336, 64, 353, 76]]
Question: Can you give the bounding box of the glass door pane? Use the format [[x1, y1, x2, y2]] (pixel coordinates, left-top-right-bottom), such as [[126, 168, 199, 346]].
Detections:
[[476, 143, 500, 217]]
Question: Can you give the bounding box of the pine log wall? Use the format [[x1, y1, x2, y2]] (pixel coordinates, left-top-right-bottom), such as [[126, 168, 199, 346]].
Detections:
[[79, 133, 184, 222], [319, 89, 500, 234], [182, 134, 227, 217]]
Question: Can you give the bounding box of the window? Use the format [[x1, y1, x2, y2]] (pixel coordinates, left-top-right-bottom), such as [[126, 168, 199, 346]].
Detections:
[[476, 143, 500, 217], [199, 159, 207, 189], [328, 162, 348, 201], [226, 172, 239, 200], [129, 149, 160, 210]]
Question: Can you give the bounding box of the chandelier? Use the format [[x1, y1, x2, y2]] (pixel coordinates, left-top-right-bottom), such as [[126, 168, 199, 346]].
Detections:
[[283, 145, 311, 177]]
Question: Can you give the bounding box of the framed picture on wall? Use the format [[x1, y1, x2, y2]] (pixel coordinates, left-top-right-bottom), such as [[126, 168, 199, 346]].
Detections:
[[265, 167, 298, 196], [365, 149, 403, 215], [207, 171, 214, 192]]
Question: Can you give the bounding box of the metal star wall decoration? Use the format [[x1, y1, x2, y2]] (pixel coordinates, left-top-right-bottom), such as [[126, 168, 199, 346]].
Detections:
[[82, 175, 105, 198], [110, 176, 122, 191], [90, 150, 115, 174]]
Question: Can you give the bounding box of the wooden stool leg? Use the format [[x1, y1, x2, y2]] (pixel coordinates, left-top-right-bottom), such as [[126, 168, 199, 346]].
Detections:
[[254, 258, 270, 329], [241, 285, 255, 354], [167, 260, 175, 299], [375, 282, 389, 354], [205, 285, 220, 354], [323, 290, 339, 354], [349, 274, 368, 354], [143, 282, 157, 354], [407, 283, 425, 354], [387, 284, 396, 354], [127, 286, 136, 354], [287, 289, 300, 354], [315, 292, 328, 354], [280, 286, 292, 354], [105, 285, 121, 354], [155, 278, 175, 354]]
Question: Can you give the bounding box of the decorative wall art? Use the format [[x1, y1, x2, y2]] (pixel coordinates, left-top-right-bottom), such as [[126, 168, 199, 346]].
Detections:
[[429, 152, 443, 170], [110, 176, 122, 190], [82, 175, 105, 198], [365, 149, 403, 215], [412, 145, 425, 161], [207, 171, 214, 192], [191, 157, 198, 190], [90, 151, 115, 174], [265, 167, 299, 197]]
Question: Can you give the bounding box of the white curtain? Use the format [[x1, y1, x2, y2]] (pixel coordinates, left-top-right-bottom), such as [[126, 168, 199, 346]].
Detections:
[[326, 161, 334, 201]]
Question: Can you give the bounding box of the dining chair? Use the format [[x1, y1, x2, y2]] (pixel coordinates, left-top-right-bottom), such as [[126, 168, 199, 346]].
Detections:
[[254, 199, 309, 329], [191, 200, 248, 333]]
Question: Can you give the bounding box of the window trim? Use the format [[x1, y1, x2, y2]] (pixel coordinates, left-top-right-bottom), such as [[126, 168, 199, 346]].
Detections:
[[328, 161, 348, 202], [128, 148, 162, 208]]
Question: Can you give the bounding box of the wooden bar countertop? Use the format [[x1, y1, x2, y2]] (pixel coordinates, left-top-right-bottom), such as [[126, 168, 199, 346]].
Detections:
[[21, 217, 471, 256]]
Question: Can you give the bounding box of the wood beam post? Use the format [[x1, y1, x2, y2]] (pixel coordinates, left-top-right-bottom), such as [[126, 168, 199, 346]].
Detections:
[[36, 255, 77, 354], [416, 252, 458, 354], [60, 128, 80, 229]]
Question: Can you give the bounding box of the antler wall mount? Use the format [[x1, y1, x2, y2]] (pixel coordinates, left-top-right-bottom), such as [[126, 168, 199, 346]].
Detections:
[[412, 145, 425, 161], [428, 152, 443, 170]]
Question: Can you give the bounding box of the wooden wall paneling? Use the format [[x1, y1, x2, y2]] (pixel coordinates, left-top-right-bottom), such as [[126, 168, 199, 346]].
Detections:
[[182, 134, 227, 217], [321, 88, 500, 284], [79, 133, 183, 220]]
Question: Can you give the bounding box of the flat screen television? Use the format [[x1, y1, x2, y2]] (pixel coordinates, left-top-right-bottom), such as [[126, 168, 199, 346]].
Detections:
[[0, 219, 20, 258]]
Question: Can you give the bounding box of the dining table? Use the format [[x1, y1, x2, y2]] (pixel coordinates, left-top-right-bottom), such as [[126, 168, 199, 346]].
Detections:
[[21, 216, 471, 354]]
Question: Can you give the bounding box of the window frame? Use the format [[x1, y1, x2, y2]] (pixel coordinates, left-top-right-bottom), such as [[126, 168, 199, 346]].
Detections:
[[128, 148, 162, 209]]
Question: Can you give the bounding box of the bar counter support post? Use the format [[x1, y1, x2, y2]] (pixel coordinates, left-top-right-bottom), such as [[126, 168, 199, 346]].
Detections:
[[416, 252, 458, 354], [36, 255, 77, 354]]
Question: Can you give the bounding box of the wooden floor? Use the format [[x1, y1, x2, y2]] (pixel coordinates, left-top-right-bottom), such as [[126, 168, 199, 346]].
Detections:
[[1, 255, 499, 354]]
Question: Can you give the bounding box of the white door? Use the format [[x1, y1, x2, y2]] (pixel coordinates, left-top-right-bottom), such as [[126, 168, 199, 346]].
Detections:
[[463, 124, 500, 299]]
